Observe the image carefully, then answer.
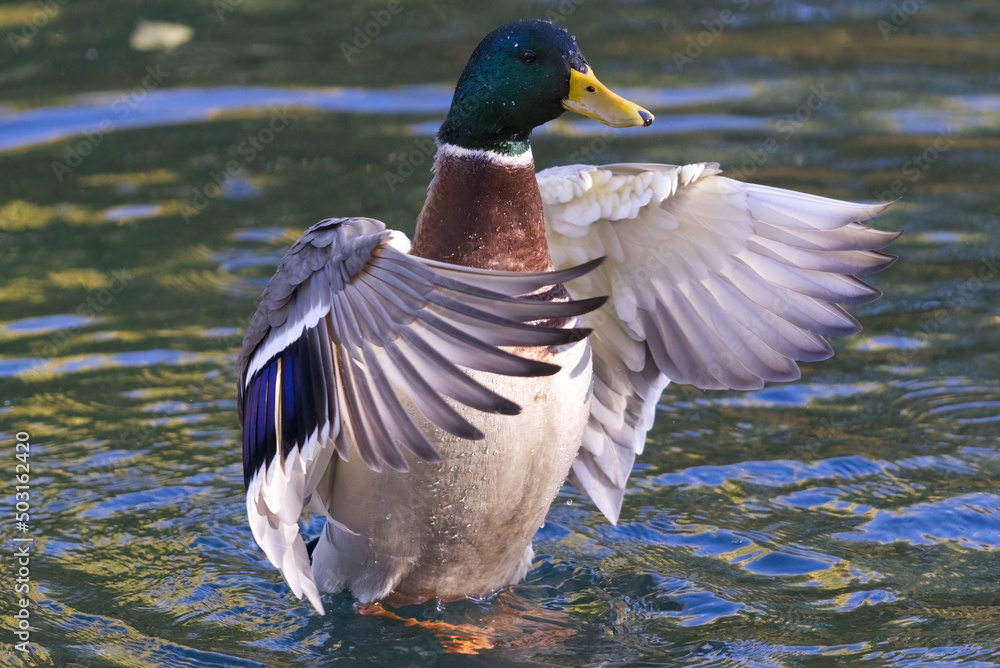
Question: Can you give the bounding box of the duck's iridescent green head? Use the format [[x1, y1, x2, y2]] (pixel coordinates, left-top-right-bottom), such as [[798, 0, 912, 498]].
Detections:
[[438, 19, 653, 156]]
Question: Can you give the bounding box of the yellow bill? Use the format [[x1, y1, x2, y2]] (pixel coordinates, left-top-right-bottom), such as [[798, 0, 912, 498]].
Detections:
[[562, 67, 653, 128]]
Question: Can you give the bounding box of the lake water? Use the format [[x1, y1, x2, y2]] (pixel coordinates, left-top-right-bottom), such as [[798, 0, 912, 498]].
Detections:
[[2, 1, 999, 665]]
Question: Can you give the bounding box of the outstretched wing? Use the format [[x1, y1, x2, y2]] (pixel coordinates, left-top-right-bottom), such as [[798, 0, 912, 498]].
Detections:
[[539, 163, 898, 523], [236, 216, 604, 613]]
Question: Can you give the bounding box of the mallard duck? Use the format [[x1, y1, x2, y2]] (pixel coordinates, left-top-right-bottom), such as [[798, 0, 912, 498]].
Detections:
[[237, 19, 897, 614]]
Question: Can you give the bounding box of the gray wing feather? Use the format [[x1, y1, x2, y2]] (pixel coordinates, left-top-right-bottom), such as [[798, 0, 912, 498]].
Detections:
[[239, 216, 605, 613]]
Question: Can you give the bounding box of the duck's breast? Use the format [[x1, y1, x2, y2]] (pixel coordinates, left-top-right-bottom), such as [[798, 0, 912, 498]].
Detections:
[[311, 338, 593, 602]]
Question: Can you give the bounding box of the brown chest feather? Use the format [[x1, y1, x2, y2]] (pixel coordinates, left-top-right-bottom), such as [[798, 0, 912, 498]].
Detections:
[[412, 150, 555, 273]]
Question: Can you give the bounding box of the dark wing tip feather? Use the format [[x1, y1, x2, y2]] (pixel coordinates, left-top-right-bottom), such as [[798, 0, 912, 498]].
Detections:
[[544, 256, 607, 283], [868, 228, 903, 250], [861, 251, 898, 275], [495, 401, 523, 417], [559, 295, 609, 317], [559, 326, 593, 344], [533, 324, 594, 346], [852, 287, 883, 305], [507, 358, 563, 377]]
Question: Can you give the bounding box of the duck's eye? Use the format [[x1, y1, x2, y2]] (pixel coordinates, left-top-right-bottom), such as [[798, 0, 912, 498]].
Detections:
[[520, 50, 537, 63]]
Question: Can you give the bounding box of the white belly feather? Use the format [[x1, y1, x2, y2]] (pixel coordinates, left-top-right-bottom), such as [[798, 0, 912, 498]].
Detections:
[[311, 339, 592, 602]]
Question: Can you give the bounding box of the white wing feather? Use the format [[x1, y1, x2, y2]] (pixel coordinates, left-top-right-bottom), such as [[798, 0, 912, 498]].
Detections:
[[540, 163, 897, 523]]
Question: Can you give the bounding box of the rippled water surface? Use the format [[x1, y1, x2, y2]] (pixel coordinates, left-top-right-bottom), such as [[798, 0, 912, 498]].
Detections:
[[2, 1, 999, 665]]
